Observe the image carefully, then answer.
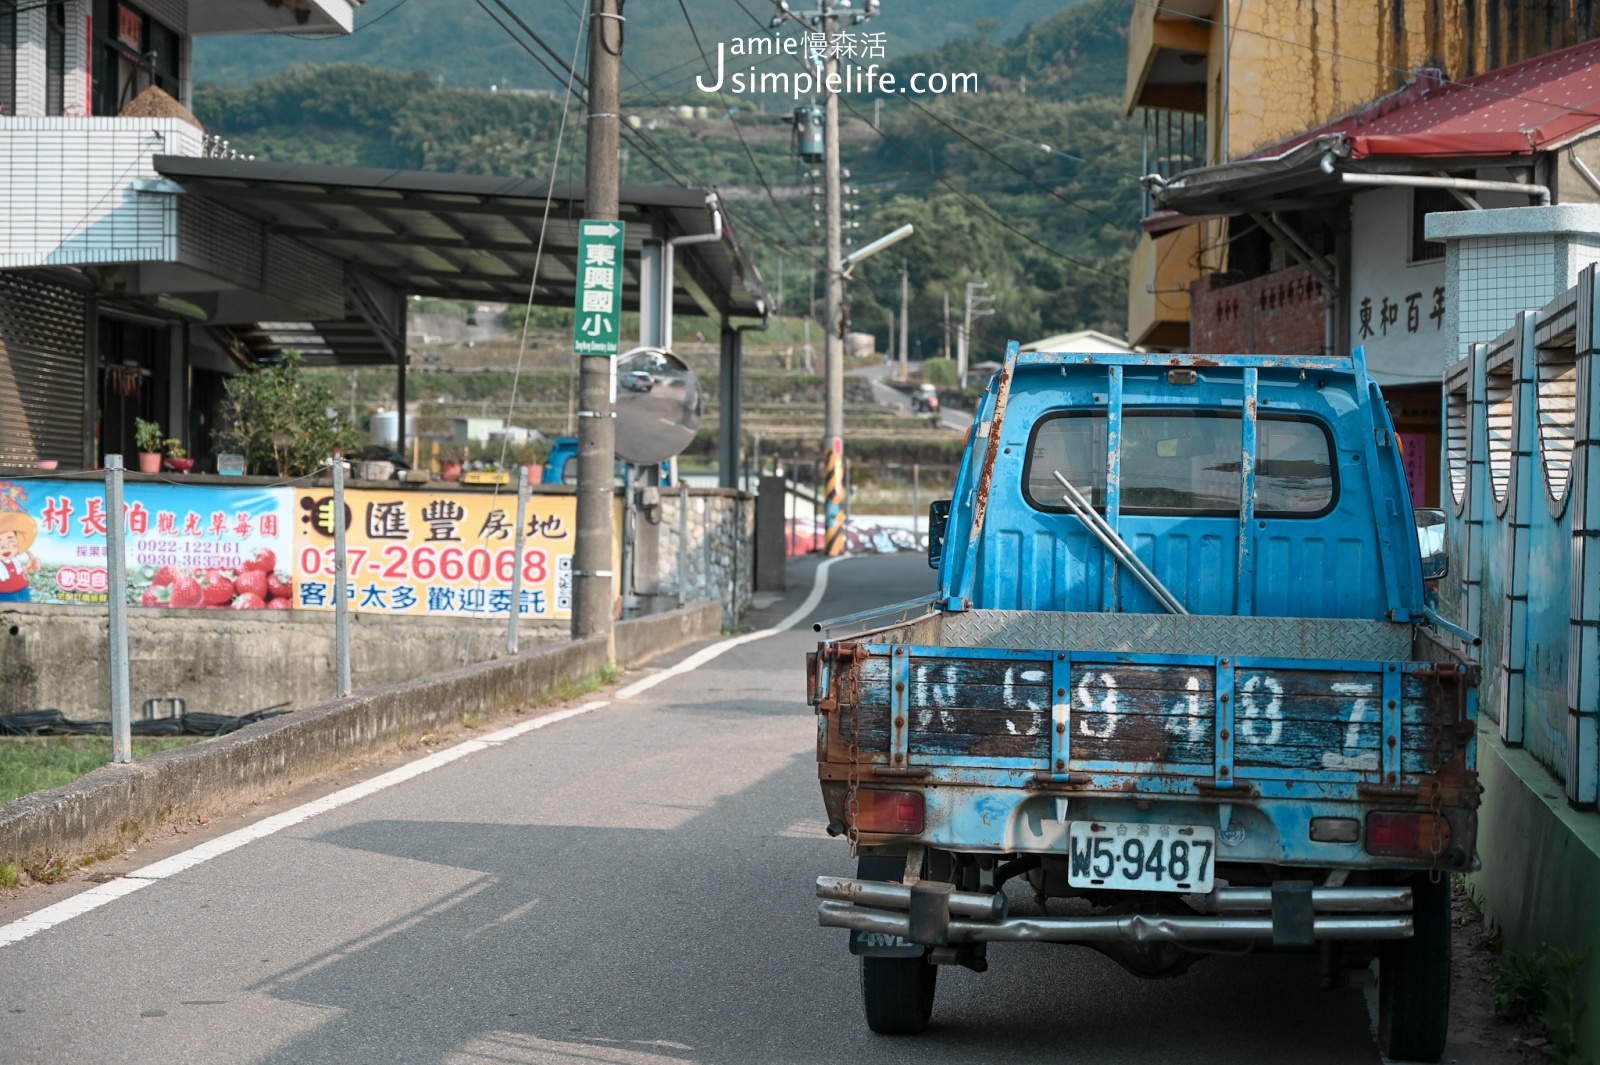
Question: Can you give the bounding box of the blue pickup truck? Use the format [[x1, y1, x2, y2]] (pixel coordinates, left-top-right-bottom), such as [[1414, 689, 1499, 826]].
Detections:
[[808, 346, 1479, 1062]]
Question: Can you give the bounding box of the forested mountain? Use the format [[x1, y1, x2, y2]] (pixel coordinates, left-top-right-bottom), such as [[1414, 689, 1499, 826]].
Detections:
[[194, 0, 1083, 96], [192, 0, 1140, 350]]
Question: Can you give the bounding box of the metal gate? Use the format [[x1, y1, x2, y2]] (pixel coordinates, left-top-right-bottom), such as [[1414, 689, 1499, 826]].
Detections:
[[0, 271, 87, 468]]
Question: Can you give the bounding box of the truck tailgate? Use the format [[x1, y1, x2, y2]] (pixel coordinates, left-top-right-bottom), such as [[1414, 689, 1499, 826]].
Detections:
[[814, 643, 1475, 793]]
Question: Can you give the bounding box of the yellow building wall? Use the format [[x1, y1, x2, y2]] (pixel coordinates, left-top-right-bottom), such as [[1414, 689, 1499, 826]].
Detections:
[[1127, 225, 1206, 350], [1133, 0, 1600, 165]]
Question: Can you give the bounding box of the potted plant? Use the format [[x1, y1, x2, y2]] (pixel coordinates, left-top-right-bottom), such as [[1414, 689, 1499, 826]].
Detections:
[[134, 419, 164, 474], [163, 438, 194, 473], [213, 351, 361, 476], [439, 445, 464, 482]]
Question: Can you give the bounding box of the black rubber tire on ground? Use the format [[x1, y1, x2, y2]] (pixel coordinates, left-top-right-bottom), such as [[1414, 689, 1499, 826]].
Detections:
[[861, 954, 938, 1035], [1378, 874, 1451, 1062], [856, 854, 938, 1035]]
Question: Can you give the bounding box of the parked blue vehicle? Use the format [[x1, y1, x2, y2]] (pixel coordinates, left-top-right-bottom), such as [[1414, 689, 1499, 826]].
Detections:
[[808, 345, 1479, 1061]]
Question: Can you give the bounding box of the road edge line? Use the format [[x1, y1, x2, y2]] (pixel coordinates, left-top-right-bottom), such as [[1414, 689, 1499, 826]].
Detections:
[[612, 555, 847, 701], [0, 700, 612, 949]]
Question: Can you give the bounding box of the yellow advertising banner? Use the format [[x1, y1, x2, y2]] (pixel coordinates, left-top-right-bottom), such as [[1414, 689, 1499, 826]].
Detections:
[[290, 487, 575, 618]]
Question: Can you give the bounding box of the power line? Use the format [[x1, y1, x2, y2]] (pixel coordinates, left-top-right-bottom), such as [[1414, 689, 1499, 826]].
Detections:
[[727, 0, 1126, 281], [840, 94, 1128, 280], [666, 0, 814, 249], [898, 95, 1116, 222], [475, 0, 695, 185]]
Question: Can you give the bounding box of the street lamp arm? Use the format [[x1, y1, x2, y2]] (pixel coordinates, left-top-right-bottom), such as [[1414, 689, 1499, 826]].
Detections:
[[838, 223, 914, 277]]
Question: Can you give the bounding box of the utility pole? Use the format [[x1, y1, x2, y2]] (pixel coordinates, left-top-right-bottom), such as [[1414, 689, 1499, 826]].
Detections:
[[942, 288, 950, 360], [961, 280, 995, 388], [821, 0, 845, 556], [898, 258, 909, 380], [573, 0, 622, 642], [772, 0, 883, 556]]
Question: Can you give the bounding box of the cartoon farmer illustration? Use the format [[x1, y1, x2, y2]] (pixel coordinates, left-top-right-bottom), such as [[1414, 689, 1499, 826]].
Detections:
[[0, 510, 41, 602]]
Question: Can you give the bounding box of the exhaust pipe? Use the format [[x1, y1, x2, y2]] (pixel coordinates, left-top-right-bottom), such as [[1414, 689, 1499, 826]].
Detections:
[[815, 876, 1008, 920]]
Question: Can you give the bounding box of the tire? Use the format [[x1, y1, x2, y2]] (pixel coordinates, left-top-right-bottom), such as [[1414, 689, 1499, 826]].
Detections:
[[1378, 874, 1451, 1062], [861, 954, 938, 1035], [856, 854, 938, 1035]]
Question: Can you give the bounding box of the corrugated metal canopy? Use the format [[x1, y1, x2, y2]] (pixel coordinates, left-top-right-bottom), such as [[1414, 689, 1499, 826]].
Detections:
[[151, 156, 770, 335]]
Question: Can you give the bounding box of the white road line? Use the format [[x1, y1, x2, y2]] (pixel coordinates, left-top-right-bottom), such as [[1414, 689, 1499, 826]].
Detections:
[[0, 701, 611, 949], [612, 555, 847, 701], [0, 558, 848, 948]]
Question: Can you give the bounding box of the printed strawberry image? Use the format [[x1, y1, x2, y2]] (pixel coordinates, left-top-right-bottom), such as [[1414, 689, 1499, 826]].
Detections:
[[232, 592, 267, 610], [242, 548, 276, 574], [266, 573, 293, 600], [152, 566, 179, 587], [234, 568, 269, 601], [199, 568, 236, 606], [168, 574, 205, 609], [267, 597, 292, 610], [140, 585, 171, 607]]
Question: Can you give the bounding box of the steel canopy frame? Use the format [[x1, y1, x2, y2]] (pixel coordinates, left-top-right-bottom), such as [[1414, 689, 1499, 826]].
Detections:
[[151, 156, 770, 333]]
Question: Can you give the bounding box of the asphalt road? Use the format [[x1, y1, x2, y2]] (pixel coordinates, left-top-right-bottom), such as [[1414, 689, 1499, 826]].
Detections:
[[853, 362, 974, 432], [0, 553, 1394, 1064]]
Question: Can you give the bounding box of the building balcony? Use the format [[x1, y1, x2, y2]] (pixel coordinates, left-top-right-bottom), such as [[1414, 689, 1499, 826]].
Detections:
[[0, 116, 204, 270], [1126, 226, 1203, 350], [1190, 264, 1329, 356]]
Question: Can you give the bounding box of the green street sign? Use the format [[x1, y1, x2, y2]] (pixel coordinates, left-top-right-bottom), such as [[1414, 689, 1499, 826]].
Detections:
[[573, 219, 626, 356]]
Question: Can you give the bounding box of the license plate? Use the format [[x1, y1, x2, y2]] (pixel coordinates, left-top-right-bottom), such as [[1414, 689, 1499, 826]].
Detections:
[[1067, 821, 1216, 893]]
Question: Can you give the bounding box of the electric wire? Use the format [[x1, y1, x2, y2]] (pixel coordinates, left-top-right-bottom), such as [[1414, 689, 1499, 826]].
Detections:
[[733, 0, 1127, 281]]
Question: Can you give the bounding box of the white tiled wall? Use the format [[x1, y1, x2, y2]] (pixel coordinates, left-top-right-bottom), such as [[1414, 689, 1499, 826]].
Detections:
[[0, 117, 202, 269], [1451, 233, 1600, 360]]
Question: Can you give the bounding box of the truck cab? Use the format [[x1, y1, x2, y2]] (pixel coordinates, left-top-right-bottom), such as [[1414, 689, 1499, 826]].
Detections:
[[808, 345, 1478, 1062]]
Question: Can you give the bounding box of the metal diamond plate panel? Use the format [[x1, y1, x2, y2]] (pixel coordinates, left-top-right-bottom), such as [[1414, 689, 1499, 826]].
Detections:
[[940, 610, 1414, 662]]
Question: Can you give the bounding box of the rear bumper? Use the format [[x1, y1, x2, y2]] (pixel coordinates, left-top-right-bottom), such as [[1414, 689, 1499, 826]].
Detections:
[[816, 876, 1414, 946]]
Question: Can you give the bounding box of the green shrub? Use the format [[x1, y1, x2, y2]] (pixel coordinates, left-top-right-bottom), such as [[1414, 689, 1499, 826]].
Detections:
[[216, 351, 363, 476], [921, 359, 959, 387]]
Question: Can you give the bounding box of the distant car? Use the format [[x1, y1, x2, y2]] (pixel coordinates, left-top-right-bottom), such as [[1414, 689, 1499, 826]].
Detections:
[[622, 370, 654, 392], [911, 382, 940, 413]]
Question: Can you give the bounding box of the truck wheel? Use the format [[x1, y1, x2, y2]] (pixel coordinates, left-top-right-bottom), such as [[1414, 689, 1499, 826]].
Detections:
[[1377, 874, 1451, 1062], [861, 955, 937, 1035], [857, 854, 938, 1035]]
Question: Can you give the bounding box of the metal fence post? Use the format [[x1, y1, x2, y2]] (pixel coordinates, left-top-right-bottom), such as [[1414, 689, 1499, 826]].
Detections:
[[913, 463, 921, 543], [508, 464, 530, 654], [677, 482, 689, 608], [702, 494, 713, 603], [105, 455, 131, 764], [332, 453, 351, 698]]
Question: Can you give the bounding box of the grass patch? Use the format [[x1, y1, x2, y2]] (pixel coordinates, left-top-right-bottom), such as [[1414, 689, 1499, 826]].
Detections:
[[0, 736, 203, 805], [554, 664, 617, 704], [0, 862, 18, 889]]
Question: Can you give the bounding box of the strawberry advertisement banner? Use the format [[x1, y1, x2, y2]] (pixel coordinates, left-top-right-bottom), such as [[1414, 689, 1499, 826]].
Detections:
[[0, 478, 295, 609], [289, 486, 575, 618]]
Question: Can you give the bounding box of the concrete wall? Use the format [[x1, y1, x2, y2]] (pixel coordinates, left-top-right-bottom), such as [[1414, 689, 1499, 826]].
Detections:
[[630, 489, 753, 623], [1472, 729, 1600, 1054], [0, 603, 565, 720], [0, 600, 721, 870]]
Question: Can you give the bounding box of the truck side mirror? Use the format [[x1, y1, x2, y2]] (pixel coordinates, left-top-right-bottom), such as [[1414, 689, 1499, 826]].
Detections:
[[1414, 507, 1447, 581], [928, 500, 951, 570]]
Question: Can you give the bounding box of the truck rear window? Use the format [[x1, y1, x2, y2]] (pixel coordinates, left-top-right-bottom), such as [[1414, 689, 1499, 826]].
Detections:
[[1023, 410, 1336, 517]]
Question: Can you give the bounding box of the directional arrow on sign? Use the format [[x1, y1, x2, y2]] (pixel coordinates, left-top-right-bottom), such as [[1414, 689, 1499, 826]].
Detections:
[[582, 222, 620, 237]]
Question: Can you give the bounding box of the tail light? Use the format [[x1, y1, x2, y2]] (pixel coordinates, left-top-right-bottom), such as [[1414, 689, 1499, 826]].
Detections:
[[853, 789, 924, 834], [1365, 812, 1451, 858]]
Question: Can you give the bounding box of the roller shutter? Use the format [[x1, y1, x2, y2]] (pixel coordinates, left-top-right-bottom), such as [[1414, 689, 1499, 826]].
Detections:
[[0, 272, 86, 468]]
